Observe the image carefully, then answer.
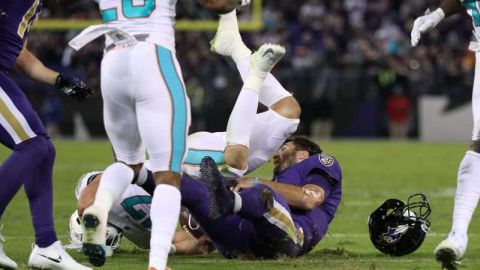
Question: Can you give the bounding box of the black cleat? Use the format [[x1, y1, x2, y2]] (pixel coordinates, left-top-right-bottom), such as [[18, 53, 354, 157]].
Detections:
[[82, 214, 106, 267], [200, 156, 235, 219], [435, 248, 459, 270]]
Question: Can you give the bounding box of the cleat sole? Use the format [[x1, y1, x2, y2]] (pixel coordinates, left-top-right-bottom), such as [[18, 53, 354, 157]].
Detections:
[[435, 248, 458, 270], [83, 243, 106, 267]]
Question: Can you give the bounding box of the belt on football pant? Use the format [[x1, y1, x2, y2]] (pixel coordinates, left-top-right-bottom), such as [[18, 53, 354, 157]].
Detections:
[[105, 34, 150, 52]]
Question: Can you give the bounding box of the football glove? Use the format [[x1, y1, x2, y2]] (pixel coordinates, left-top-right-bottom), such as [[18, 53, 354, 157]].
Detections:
[[411, 8, 445, 47], [55, 74, 93, 102]]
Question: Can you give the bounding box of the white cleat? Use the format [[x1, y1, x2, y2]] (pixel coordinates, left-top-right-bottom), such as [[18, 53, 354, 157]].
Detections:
[[28, 241, 91, 270], [242, 43, 285, 92], [434, 239, 463, 270], [81, 205, 108, 267], [250, 44, 286, 76], [0, 225, 17, 269], [210, 10, 248, 57]]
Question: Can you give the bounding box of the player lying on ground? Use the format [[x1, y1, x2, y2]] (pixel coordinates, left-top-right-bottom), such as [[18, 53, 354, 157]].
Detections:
[[76, 136, 342, 259], [412, 1, 480, 269], [69, 172, 214, 257], [183, 136, 342, 258], [0, 1, 92, 269]]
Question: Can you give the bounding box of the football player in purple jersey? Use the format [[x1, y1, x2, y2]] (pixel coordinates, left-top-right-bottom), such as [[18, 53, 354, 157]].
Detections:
[[180, 136, 342, 258], [0, 1, 92, 269]]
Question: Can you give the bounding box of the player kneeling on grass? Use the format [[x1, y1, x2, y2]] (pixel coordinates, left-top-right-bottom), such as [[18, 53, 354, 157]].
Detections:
[[69, 172, 214, 257]]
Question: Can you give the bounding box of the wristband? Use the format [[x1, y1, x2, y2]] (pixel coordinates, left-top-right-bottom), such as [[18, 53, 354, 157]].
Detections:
[[252, 177, 259, 186]]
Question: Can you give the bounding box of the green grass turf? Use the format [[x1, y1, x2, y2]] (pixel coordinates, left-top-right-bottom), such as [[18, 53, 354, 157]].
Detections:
[[1, 139, 479, 270]]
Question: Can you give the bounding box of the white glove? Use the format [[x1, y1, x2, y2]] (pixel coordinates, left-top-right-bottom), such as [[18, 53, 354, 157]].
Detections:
[[239, 0, 250, 6], [411, 8, 445, 47]]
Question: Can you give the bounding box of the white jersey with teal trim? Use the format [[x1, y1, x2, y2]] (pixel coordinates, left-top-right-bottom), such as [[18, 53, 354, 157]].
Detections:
[[96, 0, 176, 51], [76, 172, 151, 249]]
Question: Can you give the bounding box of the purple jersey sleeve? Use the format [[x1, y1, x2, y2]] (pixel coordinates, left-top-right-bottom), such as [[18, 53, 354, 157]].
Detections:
[[303, 173, 334, 199]]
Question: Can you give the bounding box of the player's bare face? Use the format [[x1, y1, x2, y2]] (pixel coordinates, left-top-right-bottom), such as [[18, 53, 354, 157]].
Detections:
[[273, 142, 297, 174]]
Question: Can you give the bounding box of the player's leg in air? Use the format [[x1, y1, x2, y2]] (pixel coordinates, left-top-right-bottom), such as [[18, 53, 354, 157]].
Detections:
[[81, 41, 190, 270], [211, 10, 301, 176], [434, 41, 480, 270]]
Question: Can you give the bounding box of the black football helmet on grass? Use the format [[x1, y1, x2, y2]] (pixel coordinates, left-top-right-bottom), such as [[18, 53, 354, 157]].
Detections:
[[368, 193, 431, 256]]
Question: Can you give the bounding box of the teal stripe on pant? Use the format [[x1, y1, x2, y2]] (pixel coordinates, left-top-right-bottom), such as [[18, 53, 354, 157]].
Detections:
[[184, 149, 225, 165], [156, 45, 188, 173]]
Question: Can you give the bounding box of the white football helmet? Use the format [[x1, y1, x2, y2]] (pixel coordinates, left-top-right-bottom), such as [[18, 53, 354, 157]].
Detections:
[[66, 210, 123, 257]]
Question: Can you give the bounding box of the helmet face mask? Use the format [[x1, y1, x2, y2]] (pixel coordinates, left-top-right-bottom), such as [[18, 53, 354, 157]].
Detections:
[[368, 194, 431, 256]]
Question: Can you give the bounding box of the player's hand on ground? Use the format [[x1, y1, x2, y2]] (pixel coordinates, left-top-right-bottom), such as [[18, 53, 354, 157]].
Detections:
[[411, 8, 445, 47], [175, 236, 214, 255], [55, 74, 93, 102], [231, 177, 255, 192]]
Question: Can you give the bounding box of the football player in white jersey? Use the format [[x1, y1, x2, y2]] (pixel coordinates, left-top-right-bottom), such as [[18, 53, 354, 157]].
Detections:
[[69, 172, 213, 257], [69, 1, 251, 269], [412, 1, 480, 269], [181, 10, 300, 179]]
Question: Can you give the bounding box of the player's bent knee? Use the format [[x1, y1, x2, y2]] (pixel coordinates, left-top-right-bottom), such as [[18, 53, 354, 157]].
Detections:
[[224, 145, 248, 170], [270, 96, 301, 119], [15, 136, 49, 158]]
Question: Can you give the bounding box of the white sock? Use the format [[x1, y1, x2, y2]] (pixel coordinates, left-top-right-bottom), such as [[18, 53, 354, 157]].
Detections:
[[236, 57, 292, 107], [226, 88, 258, 146], [94, 162, 134, 212], [448, 151, 480, 252], [149, 185, 181, 269], [233, 192, 242, 213]]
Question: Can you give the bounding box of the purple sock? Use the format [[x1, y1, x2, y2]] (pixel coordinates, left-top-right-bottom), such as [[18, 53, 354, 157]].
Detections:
[[0, 136, 48, 218], [24, 139, 57, 247], [238, 185, 273, 219]]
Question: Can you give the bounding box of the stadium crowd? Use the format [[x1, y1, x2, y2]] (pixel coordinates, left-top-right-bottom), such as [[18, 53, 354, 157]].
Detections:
[[20, 0, 475, 137]]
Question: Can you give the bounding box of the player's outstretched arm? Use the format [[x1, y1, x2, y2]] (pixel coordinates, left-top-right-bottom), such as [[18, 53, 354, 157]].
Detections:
[[411, 0, 464, 47], [197, 0, 249, 14], [234, 177, 325, 210], [16, 45, 93, 102]]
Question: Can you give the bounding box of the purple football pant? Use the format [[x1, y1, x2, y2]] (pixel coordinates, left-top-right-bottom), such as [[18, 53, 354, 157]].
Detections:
[[180, 175, 302, 258], [0, 70, 57, 247]]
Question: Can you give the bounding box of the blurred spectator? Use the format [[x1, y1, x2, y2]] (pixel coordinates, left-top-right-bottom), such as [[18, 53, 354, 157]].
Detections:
[[386, 87, 411, 139], [17, 0, 475, 138]]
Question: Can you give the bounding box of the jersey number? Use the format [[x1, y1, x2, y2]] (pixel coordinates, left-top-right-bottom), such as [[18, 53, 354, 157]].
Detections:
[[101, 0, 156, 22], [17, 0, 40, 38], [462, 0, 480, 27], [121, 196, 152, 229]]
